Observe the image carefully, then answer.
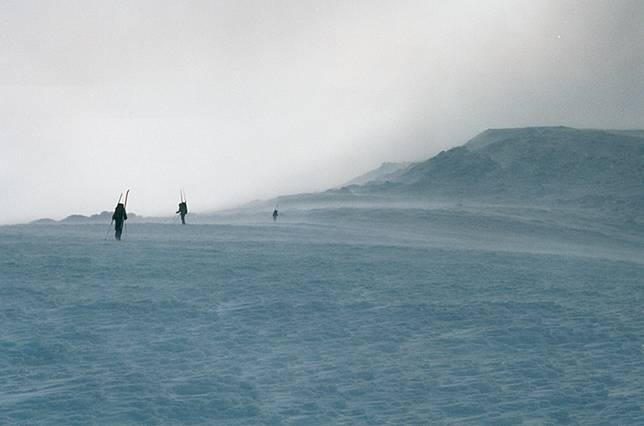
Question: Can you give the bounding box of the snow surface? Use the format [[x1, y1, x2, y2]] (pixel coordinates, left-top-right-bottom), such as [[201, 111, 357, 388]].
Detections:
[[1, 208, 643, 424]]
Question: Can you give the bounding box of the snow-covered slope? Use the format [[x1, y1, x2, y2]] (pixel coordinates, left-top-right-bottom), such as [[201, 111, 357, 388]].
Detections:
[[240, 127, 643, 222], [343, 127, 644, 215], [343, 161, 416, 186]]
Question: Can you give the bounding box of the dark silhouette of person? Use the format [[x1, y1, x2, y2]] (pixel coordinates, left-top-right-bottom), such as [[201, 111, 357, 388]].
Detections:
[[177, 201, 188, 224], [112, 203, 127, 240], [272, 208, 278, 222]]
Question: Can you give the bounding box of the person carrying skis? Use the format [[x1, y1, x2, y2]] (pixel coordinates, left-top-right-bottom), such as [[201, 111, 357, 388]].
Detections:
[[272, 208, 278, 222], [112, 203, 127, 240], [176, 201, 188, 225]]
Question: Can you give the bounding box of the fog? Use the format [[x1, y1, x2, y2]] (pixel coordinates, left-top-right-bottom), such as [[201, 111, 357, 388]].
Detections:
[[1, 0, 643, 224]]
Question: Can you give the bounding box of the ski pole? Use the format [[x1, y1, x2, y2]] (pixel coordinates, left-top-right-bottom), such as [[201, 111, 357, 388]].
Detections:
[[104, 220, 113, 240]]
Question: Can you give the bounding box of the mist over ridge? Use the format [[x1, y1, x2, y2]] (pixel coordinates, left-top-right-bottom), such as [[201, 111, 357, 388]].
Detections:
[[237, 126, 644, 220]]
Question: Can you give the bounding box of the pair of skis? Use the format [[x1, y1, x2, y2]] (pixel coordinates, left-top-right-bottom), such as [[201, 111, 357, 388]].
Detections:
[[116, 189, 130, 209], [180, 189, 187, 203]]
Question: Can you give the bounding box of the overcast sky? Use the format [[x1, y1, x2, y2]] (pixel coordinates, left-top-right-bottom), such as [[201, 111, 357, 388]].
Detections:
[[1, 0, 643, 224]]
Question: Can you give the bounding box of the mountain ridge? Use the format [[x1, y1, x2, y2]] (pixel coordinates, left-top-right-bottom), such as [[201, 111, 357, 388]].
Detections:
[[260, 126, 644, 220]]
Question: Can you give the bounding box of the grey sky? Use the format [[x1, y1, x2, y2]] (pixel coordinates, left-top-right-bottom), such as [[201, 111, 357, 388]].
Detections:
[[1, 0, 643, 224]]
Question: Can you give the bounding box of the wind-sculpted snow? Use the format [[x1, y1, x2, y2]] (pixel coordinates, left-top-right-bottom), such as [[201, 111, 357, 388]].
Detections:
[[1, 210, 643, 424]]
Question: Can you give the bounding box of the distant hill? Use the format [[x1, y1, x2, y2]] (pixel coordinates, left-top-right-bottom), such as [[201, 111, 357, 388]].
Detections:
[[31, 211, 140, 224], [248, 127, 643, 219], [383, 127, 644, 207], [29, 218, 57, 225]]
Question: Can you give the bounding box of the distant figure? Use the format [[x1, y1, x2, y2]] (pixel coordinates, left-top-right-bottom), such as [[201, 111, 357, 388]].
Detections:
[[177, 201, 188, 225], [272, 208, 278, 222], [112, 203, 127, 240]]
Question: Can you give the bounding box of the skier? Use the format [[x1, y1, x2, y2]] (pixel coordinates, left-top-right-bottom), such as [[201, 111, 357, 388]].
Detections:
[[112, 202, 127, 240], [272, 208, 278, 222], [176, 201, 188, 224]]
